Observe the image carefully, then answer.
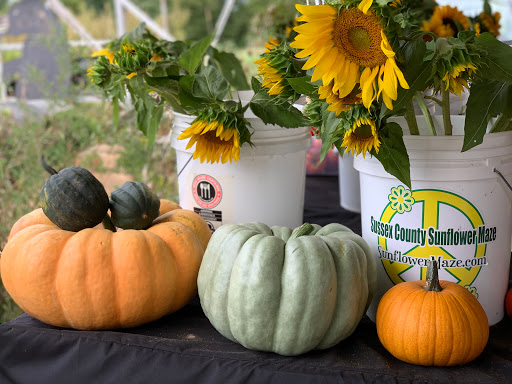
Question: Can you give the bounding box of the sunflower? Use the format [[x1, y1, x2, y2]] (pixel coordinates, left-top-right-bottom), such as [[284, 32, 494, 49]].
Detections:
[[265, 36, 280, 52], [177, 116, 241, 164], [319, 82, 362, 115], [341, 116, 380, 158], [478, 11, 501, 37], [91, 48, 115, 64], [255, 57, 285, 96], [422, 5, 470, 37], [290, 3, 408, 110], [442, 62, 477, 97], [255, 40, 304, 99], [91, 44, 162, 81]]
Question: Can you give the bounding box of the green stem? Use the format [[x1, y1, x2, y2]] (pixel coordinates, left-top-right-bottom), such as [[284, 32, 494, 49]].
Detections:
[[40, 156, 58, 175], [426, 260, 442, 292], [489, 113, 512, 133], [441, 87, 452, 135], [241, 103, 250, 113], [415, 92, 437, 136], [424, 96, 443, 108], [290, 223, 315, 239], [102, 214, 117, 232], [404, 100, 419, 135]]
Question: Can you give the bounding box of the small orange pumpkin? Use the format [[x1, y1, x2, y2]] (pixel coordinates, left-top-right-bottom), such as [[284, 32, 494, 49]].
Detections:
[[376, 260, 489, 366], [0, 199, 211, 330]]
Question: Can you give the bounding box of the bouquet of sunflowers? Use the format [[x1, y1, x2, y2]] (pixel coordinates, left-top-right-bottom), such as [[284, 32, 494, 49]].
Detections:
[[265, 0, 510, 187], [87, 21, 308, 166], [89, 0, 511, 188]]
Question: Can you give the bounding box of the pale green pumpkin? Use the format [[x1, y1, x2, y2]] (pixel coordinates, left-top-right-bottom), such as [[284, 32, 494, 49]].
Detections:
[[197, 222, 377, 356]]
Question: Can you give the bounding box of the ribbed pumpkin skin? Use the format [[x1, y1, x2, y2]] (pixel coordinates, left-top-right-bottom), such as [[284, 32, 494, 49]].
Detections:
[[376, 280, 489, 366], [40, 167, 109, 231], [197, 222, 377, 356], [110, 181, 161, 229], [159, 200, 181, 215], [0, 206, 210, 330], [153, 208, 212, 251]]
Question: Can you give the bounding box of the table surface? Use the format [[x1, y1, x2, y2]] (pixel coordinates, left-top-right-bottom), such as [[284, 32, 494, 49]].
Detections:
[[1, 175, 511, 384]]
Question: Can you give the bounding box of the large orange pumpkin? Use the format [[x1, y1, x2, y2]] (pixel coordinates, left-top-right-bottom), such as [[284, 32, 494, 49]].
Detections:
[[0, 199, 211, 330], [376, 260, 489, 366]]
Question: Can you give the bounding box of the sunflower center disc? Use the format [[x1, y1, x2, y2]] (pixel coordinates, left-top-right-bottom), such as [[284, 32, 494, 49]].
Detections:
[[355, 124, 373, 139], [204, 130, 227, 144], [442, 18, 459, 35], [348, 27, 371, 51], [333, 8, 387, 68]]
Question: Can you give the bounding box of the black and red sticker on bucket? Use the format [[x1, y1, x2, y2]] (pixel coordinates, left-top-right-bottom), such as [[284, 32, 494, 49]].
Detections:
[[192, 174, 222, 209]]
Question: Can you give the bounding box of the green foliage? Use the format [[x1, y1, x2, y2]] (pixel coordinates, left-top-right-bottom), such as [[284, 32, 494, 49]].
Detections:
[[90, 22, 309, 155], [249, 78, 308, 128], [373, 123, 411, 188], [248, 90, 308, 128], [474, 33, 512, 84], [60, 0, 81, 14], [89, 24, 252, 146], [179, 34, 214, 75], [463, 80, 512, 151]]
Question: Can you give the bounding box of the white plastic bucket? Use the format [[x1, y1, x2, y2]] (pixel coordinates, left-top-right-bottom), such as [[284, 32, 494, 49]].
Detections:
[[338, 153, 361, 213], [170, 106, 311, 231], [354, 116, 512, 325]]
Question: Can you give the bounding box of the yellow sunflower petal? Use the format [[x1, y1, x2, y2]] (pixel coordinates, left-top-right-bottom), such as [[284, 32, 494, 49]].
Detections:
[[185, 135, 198, 150], [382, 89, 394, 110], [390, 58, 409, 89], [292, 35, 333, 59], [301, 44, 334, 71], [382, 59, 398, 100], [294, 20, 332, 35], [380, 31, 395, 58], [358, 0, 373, 15], [361, 67, 379, 108], [313, 50, 343, 84], [295, 4, 337, 18]]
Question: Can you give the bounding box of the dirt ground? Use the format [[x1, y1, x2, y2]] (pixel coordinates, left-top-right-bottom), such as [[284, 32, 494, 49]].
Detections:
[[75, 144, 134, 195]]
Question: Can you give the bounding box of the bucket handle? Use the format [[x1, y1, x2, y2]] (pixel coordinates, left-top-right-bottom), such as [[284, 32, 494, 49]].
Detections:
[[178, 154, 194, 177], [494, 168, 512, 192]]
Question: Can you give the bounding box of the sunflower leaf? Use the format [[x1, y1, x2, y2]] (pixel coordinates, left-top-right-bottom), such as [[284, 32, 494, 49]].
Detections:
[[319, 108, 342, 161], [374, 122, 411, 188], [474, 33, 512, 84], [147, 104, 164, 148], [144, 76, 188, 114], [132, 90, 162, 148], [147, 60, 180, 77], [177, 75, 212, 112], [179, 34, 214, 74], [249, 89, 308, 128], [287, 77, 318, 97], [212, 48, 250, 91], [463, 79, 512, 151], [251, 76, 262, 93], [193, 66, 230, 102]]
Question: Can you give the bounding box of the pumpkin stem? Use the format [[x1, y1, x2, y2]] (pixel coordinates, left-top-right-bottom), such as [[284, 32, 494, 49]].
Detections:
[[290, 223, 315, 239], [102, 214, 117, 232], [40, 156, 58, 175], [426, 260, 442, 292]]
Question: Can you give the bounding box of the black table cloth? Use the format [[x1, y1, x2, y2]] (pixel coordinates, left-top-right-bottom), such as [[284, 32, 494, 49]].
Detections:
[[1, 175, 511, 384]]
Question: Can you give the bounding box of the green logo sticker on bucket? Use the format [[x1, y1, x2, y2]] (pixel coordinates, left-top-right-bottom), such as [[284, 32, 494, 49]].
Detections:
[[370, 187, 498, 297]]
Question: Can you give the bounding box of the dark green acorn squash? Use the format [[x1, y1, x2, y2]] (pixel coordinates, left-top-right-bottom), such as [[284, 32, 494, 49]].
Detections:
[[39, 157, 110, 232], [109, 181, 160, 230]]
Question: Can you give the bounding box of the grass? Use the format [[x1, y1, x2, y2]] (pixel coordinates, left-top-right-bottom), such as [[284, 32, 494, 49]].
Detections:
[[0, 97, 179, 323]]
